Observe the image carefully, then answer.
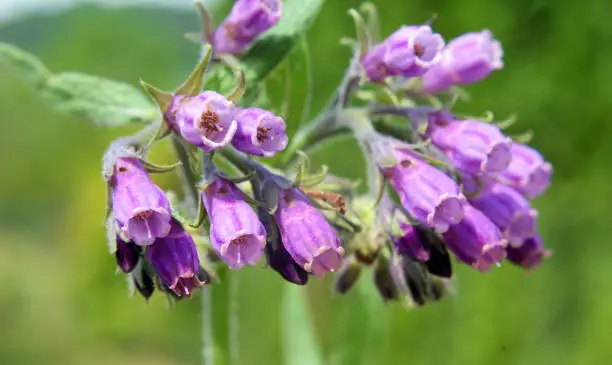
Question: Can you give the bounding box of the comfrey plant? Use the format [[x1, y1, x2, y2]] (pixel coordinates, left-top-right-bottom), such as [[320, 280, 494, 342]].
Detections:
[[0, 0, 553, 360]]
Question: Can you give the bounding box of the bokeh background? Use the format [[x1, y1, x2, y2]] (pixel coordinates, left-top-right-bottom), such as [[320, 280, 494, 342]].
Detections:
[[1, 0, 611, 364]]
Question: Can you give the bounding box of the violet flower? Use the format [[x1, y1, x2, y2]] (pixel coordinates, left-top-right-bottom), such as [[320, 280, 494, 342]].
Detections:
[[146, 219, 204, 297], [111, 157, 172, 245], [442, 204, 507, 272], [232, 107, 288, 157], [202, 177, 267, 269], [167, 92, 237, 151], [274, 188, 344, 277], [497, 142, 553, 199], [362, 25, 445, 82], [382, 147, 467, 232], [507, 234, 551, 269], [422, 30, 503, 93], [213, 0, 282, 55]]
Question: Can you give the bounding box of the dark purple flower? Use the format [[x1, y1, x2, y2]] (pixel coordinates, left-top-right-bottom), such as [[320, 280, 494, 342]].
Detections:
[[213, 0, 282, 55], [168, 92, 237, 151], [507, 234, 551, 269], [470, 182, 538, 244], [146, 219, 204, 297], [382, 148, 466, 233], [115, 236, 140, 273], [427, 119, 512, 176], [395, 223, 430, 261], [232, 107, 288, 157], [362, 25, 445, 82], [497, 142, 552, 199], [111, 157, 172, 245], [442, 205, 507, 272], [422, 30, 503, 93], [266, 242, 309, 285], [202, 177, 267, 269], [274, 188, 344, 277]]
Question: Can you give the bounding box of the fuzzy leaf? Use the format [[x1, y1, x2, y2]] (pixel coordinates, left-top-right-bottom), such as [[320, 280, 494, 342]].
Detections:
[[241, 0, 325, 82], [0, 43, 51, 86], [39, 72, 157, 126]]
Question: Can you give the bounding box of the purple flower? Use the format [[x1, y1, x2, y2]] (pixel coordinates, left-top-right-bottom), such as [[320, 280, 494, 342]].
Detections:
[[427, 119, 512, 176], [146, 219, 204, 297], [507, 234, 551, 269], [422, 30, 503, 93], [469, 182, 538, 244], [497, 142, 552, 199], [274, 188, 344, 277], [232, 107, 288, 157], [202, 177, 267, 269], [442, 205, 507, 272], [382, 148, 466, 233], [111, 157, 172, 245], [362, 25, 445, 82], [213, 0, 282, 55], [266, 243, 309, 285], [168, 92, 237, 151], [395, 223, 430, 261], [115, 236, 140, 273]]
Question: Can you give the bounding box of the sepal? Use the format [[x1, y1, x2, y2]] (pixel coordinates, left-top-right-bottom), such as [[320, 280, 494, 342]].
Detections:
[[176, 44, 213, 96]]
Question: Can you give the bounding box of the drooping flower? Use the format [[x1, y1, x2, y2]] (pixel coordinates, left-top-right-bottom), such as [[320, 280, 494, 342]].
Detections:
[[395, 223, 430, 262], [146, 219, 205, 297], [507, 234, 551, 269], [382, 147, 467, 232], [427, 119, 512, 176], [167, 92, 237, 151], [274, 188, 344, 277], [422, 30, 503, 93], [232, 107, 288, 157], [111, 157, 172, 245], [469, 182, 538, 244], [442, 204, 507, 272], [202, 177, 267, 269], [497, 142, 552, 199], [213, 0, 282, 55], [115, 236, 141, 273], [362, 25, 445, 82]]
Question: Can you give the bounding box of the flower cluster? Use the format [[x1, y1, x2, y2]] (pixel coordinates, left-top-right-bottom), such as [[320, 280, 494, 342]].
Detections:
[[102, 1, 552, 306]]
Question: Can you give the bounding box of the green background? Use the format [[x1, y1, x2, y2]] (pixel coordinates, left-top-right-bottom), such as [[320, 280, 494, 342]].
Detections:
[[1, 0, 611, 364]]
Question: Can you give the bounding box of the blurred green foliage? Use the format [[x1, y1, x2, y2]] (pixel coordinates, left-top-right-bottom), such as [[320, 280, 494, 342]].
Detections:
[[1, 0, 612, 364]]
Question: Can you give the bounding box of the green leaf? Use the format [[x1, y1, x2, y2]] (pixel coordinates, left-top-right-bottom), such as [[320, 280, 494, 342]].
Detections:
[[0, 43, 52, 87], [1, 43, 157, 127], [39, 72, 157, 127], [281, 285, 325, 365], [242, 0, 325, 82]]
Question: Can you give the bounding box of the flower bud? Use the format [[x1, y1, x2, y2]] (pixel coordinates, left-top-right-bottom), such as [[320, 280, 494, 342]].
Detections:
[[167, 92, 237, 151], [442, 205, 507, 272], [427, 119, 512, 176], [146, 219, 205, 297], [382, 147, 466, 233], [274, 188, 344, 277], [266, 243, 309, 285], [213, 0, 282, 55], [497, 142, 552, 199], [415, 227, 453, 278], [115, 236, 140, 273], [202, 177, 267, 269], [132, 264, 155, 300], [232, 108, 288, 157], [422, 30, 503, 93], [373, 258, 400, 302], [334, 256, 362, 295], [469, 182, 538, 244], [111, 157, 172, 245], [507, 234, 551, 269], [362, 25, 445, 81], [395, 223, 430, 262]]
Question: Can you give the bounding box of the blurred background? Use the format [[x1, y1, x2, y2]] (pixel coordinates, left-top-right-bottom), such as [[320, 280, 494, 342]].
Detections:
[[1, 0, 611, 364]]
